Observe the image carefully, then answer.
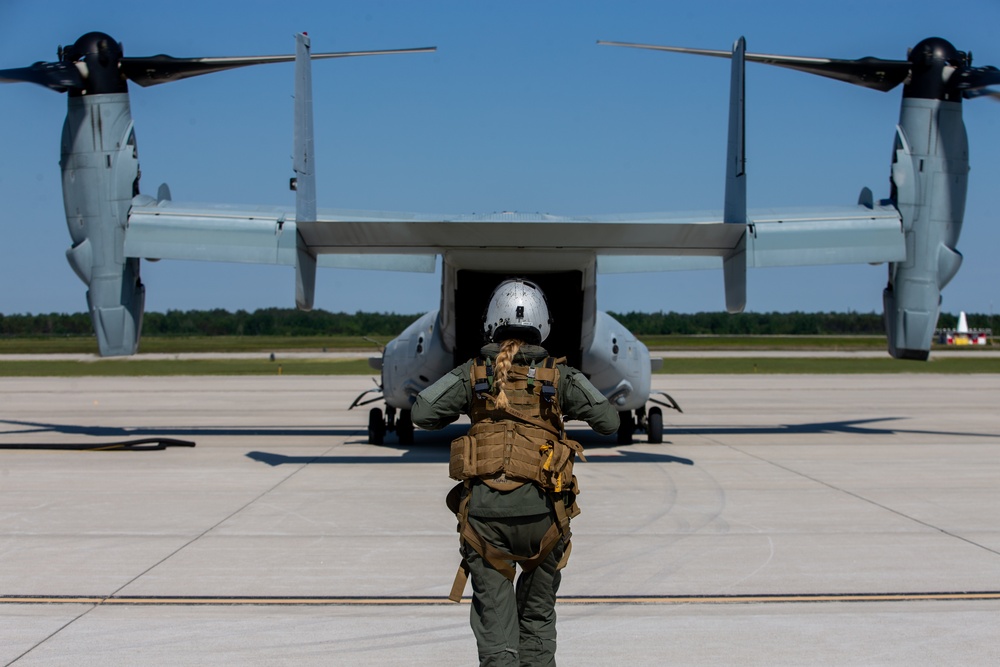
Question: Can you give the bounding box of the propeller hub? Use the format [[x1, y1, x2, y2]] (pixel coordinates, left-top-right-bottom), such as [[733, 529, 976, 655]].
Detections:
[[904, 37, 967, 102], [61, 32, 127, 96]]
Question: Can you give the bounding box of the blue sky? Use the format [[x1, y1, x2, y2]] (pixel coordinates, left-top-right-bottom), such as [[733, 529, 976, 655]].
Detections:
[[2, 0, 999, 318]]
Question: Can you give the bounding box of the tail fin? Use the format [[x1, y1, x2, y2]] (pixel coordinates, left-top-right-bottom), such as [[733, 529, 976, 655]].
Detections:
[[293, 32, 318, 310], [722, 37, 747, 313]]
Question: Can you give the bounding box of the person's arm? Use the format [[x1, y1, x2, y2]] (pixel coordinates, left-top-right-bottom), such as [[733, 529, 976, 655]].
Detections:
[[557, 366, 620, 435], [411, 362, 473, 430]]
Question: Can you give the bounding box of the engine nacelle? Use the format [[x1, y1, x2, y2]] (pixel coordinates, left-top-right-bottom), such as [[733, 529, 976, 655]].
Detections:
[[580, 311, 652, 412], [62, 93, 144, 356], [381, 310, 455, 409], [883, 98, 968, 360]]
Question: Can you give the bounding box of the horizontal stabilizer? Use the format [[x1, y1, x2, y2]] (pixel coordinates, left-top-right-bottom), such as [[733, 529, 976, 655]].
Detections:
[[126, 200, 902, 268], [597, 205, 903, 272]]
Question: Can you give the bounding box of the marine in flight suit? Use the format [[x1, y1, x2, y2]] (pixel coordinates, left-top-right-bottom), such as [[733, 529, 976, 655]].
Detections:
[[412, 279, 618, 666]]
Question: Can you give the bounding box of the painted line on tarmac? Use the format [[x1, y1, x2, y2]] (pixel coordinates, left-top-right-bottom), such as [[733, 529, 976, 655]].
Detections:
[[3, 592, 999, 606]]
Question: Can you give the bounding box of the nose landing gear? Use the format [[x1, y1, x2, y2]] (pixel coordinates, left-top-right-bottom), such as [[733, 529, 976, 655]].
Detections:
[[616, 391, 682, 444], [367, 406, 415, 445], [350, 383, 415, 446]]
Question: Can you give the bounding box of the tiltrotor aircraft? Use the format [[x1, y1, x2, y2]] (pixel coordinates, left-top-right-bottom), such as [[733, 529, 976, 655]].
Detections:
[[2, 32, 993, 445]]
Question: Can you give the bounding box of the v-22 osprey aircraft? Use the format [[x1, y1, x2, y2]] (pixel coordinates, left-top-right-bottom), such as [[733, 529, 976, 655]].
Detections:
[[2, 32, 993, 445]]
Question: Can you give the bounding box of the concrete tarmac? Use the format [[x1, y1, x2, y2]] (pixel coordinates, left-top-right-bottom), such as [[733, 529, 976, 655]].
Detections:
[[1, 373, 998, 666]]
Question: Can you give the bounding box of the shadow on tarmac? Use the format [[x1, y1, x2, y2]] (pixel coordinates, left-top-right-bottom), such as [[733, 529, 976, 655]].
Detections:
[[245, 447, 696, 467], [2, 415, 994, 455], [0, 418, 359, 439]]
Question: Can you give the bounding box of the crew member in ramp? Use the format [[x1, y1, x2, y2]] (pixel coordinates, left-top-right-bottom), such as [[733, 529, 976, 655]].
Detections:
[[413, 278, 619, 666]]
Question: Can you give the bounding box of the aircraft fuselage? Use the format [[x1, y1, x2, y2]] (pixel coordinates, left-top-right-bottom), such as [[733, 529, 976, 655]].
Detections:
[[379, 250, 653, 414]]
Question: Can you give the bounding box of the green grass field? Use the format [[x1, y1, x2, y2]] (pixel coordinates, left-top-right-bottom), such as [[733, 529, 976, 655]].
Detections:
[[0, 357, 376, 377], [0, 335, 378, 355], [1, 334, 996, 376], [0, 333, 940, 354]]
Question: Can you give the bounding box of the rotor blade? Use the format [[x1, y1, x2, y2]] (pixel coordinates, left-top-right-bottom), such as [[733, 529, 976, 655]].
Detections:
[[954, 66, 1000, 93], [963, 86, 1000, 102], [597, 40, 911, 92], [0, 61, 84, 92], [121, 46, 436, 87]]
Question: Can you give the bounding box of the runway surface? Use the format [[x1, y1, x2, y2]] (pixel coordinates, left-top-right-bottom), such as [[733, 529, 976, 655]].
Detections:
[[1, 373, 998, 665]]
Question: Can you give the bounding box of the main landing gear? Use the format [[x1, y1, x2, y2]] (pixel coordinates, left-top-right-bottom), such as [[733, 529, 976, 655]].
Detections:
[[367, 406, 414, 446], [617, 392, 682, 445]]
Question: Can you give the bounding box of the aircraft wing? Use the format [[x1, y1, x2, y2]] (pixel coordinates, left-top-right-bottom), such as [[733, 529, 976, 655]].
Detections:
[[125, 197, 903, 271]]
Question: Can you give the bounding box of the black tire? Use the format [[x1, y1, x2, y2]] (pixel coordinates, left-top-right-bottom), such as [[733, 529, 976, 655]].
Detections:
[[368, 407, 385, 445], [617, 410, 634, 445], [647, 407, 664, 444], [396, 409, 414, 445]]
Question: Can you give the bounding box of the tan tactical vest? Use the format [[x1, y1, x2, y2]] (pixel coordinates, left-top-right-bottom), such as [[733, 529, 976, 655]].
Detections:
[[448, 356, 581, 493], [445, 354, 586, 601]]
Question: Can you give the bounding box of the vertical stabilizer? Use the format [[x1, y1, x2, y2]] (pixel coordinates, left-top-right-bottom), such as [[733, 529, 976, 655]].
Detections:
[[722, 36, 748, 313], [293, 32, 318, 310]]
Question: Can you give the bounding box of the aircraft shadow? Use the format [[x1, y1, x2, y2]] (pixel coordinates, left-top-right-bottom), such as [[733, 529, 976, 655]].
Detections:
[[668, 417, 998, 439], [246, 448, 696, 467], [0, 418, 359, 440], [245, 424, 684, 466], [2, 416, 993, 457]]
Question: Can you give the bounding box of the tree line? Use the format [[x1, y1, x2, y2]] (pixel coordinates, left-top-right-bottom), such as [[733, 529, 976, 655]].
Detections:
[[0, 309, 419, 337], [0, 308, 993, 338]]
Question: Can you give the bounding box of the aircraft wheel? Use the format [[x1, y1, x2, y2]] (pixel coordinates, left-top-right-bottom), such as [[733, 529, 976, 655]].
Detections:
[[647, 407, 664, 444], [397, 409, 415, 445], [617, 410, 634, 445], [368, 407, 385, 445]]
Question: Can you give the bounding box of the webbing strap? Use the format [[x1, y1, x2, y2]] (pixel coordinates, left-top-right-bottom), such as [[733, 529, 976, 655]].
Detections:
[[472, 357, 493, 395], [448, 528, 570, 602], [550, 493, 575, 571], [460, 521, 520, 581], [489, 399, 564, 440], [449, 483, 474, 602], [557, 540, 573, 570], [449, 559, 470, 602], [456, 519, 565, 582], [449, 491, 571, 601], [552, 493, 571, 535], [519, 522, 565, 572], [562, 438, 588, 464]]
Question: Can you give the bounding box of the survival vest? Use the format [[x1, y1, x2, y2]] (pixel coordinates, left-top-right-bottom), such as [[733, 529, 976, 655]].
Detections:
[[446, 354, 586, 602], [449, 355, 582, 492]]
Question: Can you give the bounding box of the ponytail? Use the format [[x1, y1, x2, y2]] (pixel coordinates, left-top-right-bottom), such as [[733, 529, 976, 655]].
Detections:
[[492, 338, 523, 410]]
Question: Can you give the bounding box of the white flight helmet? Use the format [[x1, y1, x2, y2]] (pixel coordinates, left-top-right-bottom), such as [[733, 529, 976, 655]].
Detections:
[[483, 279, 551, 345]]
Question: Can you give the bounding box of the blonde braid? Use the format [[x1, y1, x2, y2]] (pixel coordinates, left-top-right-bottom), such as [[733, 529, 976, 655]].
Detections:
[[492, 338, 523, 410]]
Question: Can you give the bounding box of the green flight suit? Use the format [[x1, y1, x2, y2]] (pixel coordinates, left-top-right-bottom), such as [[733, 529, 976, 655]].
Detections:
[[412, 343, 619, 667]]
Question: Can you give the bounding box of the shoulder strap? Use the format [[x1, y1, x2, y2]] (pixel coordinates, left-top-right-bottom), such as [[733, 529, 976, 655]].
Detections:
[[483, 394, 564, 438], [471, 357, 493, 396]]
